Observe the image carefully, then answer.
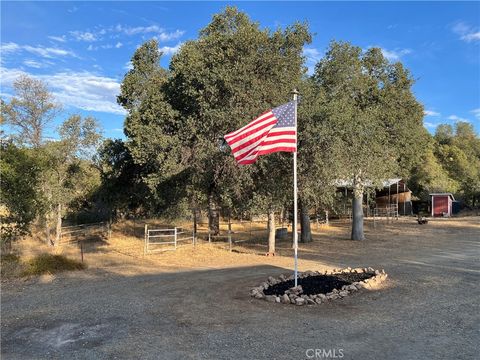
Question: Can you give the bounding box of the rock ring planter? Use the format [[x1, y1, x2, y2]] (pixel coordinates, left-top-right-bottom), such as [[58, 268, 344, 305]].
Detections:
[[250, 267, 388, 305]]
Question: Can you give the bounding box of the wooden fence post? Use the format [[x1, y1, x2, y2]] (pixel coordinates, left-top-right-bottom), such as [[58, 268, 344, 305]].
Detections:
[[144, 224, 148, 255], [193, 209, 197, 245], [174, 227, 177, 250]]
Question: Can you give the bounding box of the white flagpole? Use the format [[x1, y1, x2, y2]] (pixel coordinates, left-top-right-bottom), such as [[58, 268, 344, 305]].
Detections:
[[293, 89, 299, 287]]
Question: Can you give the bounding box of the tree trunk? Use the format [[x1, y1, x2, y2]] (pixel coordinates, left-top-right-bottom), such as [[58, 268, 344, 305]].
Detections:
[[45, 216, 52, 246], [208, 194, 219, 235], [300, 201, 312, 243], [192, 208, 197, 239], [267, 210, 275, 256], [351, 192, 365, 240], [55, 203, 62, 246]]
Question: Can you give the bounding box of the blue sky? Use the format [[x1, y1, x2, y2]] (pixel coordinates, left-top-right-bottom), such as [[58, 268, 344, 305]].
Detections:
[[1, 1, 479, 139]]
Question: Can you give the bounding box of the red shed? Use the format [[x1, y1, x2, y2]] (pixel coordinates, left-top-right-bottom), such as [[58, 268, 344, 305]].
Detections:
[[430, 193, 455, 217]]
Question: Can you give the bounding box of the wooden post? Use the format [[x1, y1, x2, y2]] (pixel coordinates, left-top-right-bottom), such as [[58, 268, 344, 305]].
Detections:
[[174, 227, 177, 250], [228, 212, 232, 251], [396, 180, 399, 219], [144, 224, 148, 255], [228, 230, 232, 252], [193, 209, 197, 246], [325, 210, 329, 225]]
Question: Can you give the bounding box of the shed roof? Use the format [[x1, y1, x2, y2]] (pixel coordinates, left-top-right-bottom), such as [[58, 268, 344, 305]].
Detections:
[[429, 193, 455, 200]]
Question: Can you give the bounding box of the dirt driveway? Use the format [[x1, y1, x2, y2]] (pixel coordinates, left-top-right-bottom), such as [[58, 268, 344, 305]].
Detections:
[[1, 218, 479, 359]]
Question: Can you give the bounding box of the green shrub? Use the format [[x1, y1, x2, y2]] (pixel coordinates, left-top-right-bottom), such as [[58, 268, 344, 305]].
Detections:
[[22, 254, 85, 276]]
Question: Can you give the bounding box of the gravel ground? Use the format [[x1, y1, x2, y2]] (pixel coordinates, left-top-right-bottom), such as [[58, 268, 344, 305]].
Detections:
[[1, 217, 479, 360]]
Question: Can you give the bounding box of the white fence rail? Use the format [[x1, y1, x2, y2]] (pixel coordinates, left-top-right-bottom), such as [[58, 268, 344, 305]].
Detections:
[[144, 225, 195, 254], [373, 204, 399, 228]]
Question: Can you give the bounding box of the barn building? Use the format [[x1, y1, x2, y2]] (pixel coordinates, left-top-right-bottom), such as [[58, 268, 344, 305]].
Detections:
[[335, 178, 413, 216], [430, 193, 455, 217], [374, 179, 412, 216]]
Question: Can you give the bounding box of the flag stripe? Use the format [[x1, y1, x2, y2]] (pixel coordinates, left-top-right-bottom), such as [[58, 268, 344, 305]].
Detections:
[[261, 138, 296, 146], [224, 102, 296, 165], [224, 111, 273, 140], [229, 119, 277, 151]]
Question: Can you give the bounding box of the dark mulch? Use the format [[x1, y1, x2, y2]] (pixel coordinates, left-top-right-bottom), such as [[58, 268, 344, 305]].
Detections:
[[263, 273, 373, 296]]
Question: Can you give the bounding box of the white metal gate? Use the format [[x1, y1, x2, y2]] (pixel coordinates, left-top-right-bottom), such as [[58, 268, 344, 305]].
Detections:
[[144, 225, 195, 254]]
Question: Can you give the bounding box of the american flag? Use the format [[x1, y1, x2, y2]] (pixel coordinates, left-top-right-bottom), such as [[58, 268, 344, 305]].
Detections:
[[224, 101, 297, 165]]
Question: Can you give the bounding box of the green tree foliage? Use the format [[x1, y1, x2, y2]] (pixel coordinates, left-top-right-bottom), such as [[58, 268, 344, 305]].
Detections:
[[312, 42, 426, 240], [120, 7, 312, 232], [410, 122, 480, 207], [38, 115, 102, 245], [1, 75, 61, 147], [0, 143, 41, 248], [118, 39, 185, 212], [96, 139, 149, 218], [296, 79, 340, 242], [409, 145, 460, 197], [434, 122, 480, 205]]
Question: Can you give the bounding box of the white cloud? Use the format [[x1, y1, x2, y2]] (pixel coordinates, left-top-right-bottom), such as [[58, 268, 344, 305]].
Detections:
[[303, 47, 322, 75], [1, 66, 126, 115], [423, 121, 437, 129], [70, 30, 98, 42], [24, 45, 75, 58], [1, 42, 76, 59], [1, 42, 21, 54], [0, 67, 25, 84], [48, 35, 67, 43], [452, 22, 480, 43], [87, 42, 124, 51], [23, 59, 50, 68], [115, 24, 184, 41], [471, 108, 480, 119], [379, 47, 412, 61], [462, 32, 480, 42], [155, 29, 185, 42], [124, 61, 133, 71], [159, 43, 182, 56], [448, 114, 470, 123], [424, 110, 440, 117]]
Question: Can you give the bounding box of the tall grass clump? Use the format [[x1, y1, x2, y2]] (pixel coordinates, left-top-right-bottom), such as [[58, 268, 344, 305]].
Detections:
[[22, 254, 85, 276]]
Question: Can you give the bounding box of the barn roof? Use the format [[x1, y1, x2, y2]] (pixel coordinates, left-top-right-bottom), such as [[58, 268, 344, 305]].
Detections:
[[335, 178, 404, 189]]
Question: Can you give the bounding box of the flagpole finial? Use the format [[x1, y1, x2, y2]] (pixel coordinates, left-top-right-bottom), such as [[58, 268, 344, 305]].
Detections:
[[292, 89, 299, 102]]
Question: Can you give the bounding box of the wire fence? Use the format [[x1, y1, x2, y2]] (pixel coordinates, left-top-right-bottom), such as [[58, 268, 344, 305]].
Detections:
[[58, 221, 112, 262], [59, 222, 111, 245]]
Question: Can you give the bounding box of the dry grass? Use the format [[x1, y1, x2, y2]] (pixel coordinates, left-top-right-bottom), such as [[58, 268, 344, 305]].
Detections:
[[1, 253, 23, 278], [21, 254, 85, 276], [6, 216, 479, 280]]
